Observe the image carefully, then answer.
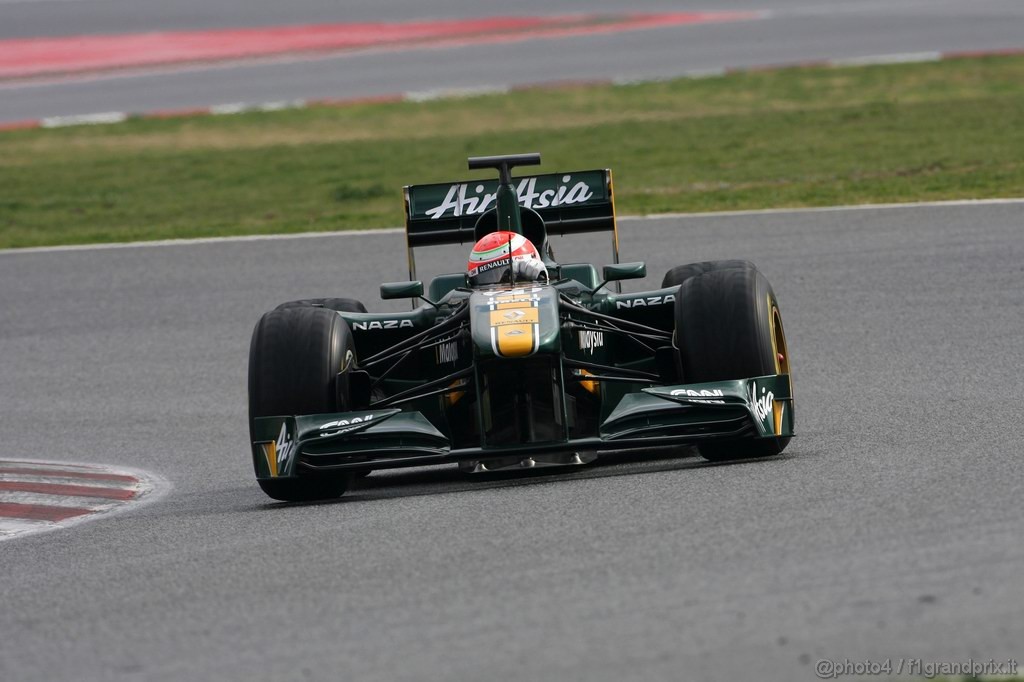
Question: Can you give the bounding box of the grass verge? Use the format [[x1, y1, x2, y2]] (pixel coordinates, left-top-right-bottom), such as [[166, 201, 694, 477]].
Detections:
[[2, 55, 1024, 248]]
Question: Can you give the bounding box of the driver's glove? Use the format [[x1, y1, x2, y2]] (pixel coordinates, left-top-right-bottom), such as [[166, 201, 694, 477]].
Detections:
[[513, 256, 548, 282]]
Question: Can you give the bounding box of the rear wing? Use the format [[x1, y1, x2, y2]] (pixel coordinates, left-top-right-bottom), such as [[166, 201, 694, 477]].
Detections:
[[402, 169, 619, 280]]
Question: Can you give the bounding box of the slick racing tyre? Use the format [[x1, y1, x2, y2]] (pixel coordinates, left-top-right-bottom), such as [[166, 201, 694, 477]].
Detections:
[[275, 297, 368, 313], [662, 259, 755, 288], [674, 262, 793, 462], [248, 306, 356, 501], [275, 298, 373, 480]]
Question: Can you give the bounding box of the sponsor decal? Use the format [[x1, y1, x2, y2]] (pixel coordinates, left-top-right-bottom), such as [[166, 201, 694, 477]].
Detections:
[[615, 294, 676, 309], [490, 322, 538, 357], [485, 288, 541, 311], [352, 319, 414, 331], [481, 286, 543, 358], [751, 381, 774, 427], [435, 339, 459, 364], [262, 422, 294, 477], [425, 176, 595, 220], [469, 257, 510, 278], [577, 330, 604, 355], [483, 287, 542, 297], [489, 307, 539, 327], [669, 388, 725, 404], [319, 414, 374, 438], [274, 423, 293, 467]]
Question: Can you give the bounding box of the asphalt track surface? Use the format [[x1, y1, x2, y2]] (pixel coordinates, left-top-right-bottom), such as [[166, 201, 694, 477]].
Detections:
[[1, 202, 1022, 681], [2, 0, 1024, 123]]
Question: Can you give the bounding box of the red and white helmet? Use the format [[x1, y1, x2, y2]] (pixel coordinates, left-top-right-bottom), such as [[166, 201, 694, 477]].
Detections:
[[467, 231, 548, 286]]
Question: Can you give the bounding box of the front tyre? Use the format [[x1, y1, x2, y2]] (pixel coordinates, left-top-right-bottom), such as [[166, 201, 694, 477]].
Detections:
[[257, 476, 349, 502], [248, 306, 355, 501], [674, 263, 793, 462], [275, 297, 367, 313], [662, 259, 755, 288]]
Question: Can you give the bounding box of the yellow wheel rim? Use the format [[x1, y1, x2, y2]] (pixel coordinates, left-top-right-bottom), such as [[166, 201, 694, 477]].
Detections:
[[769, 301, 792, 394]]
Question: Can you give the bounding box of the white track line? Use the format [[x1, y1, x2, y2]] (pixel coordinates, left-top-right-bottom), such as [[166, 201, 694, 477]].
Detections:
[[830, 51, 941, 67], [1, 198, 1022, 256], [7, 47, 1021, 128], [0, 472, 142, 488], [0, 491, 125, 509], [0, 519, 51, 539], [40, 111, 128, 128], [0, 227, 404, 255], [405, 85, 512, 102], [624, 197, 1024, 220], [0, 0, 91, 4]]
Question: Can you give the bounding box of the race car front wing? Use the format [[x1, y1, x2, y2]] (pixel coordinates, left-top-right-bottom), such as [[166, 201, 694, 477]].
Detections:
[[251, 374, 793, 479]]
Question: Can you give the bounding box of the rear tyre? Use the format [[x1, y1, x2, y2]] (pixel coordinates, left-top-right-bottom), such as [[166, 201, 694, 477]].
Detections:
[[674, 263, 793, 462], [248, 306, 355, 501], [275, 297, 367, 313]]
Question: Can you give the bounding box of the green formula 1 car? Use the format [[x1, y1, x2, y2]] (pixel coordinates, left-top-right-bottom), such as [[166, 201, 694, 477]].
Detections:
[[248, 153, 794, 501]]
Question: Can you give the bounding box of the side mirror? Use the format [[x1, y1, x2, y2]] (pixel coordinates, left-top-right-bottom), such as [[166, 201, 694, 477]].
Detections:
[[602, 262, 646, 282], [380, 280, 423, 300]]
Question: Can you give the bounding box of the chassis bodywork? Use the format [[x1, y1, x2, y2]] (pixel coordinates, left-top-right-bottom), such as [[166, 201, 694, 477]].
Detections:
[[251, 156, 793, 481]]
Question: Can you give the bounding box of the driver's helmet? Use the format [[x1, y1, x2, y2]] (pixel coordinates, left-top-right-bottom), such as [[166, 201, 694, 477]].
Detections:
[[467, 231, 548, 286]]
